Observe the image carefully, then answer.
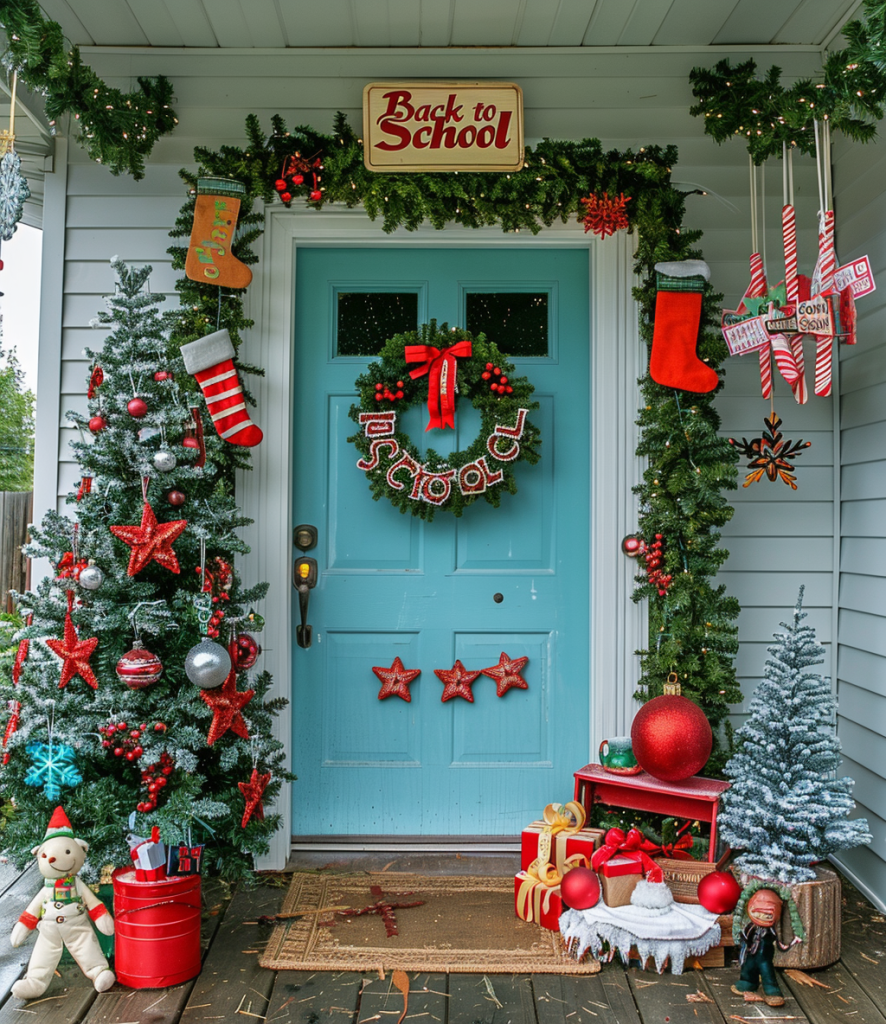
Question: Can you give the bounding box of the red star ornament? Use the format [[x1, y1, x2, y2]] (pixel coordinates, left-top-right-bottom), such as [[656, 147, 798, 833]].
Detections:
[[481, 651, 529, 697], [200, 664, 255, 746], [109, 500, 187, 576], [238, 768, 272, 827], [46, 611, 99, 689], [435, 659, 481, 703], [372, 657, 421, 702]]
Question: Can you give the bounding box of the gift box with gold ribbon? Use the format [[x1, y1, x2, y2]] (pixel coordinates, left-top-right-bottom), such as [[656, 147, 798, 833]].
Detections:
[[520, 801, 605, 885], [514, 871, 566, 931]]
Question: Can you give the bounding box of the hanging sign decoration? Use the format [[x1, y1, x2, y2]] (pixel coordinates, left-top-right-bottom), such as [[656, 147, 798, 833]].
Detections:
[[348, 322, 540, 520], [363, 82, 524, 173]]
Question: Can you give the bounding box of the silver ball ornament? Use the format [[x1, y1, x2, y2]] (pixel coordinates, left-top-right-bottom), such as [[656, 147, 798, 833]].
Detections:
[[78, 562, 104, 591], [184, 639, 231, 689], [153, 449, 177, 473]]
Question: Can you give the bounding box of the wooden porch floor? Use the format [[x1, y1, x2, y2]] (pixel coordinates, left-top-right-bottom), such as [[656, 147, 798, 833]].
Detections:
[[0, 854, 883, 1024]]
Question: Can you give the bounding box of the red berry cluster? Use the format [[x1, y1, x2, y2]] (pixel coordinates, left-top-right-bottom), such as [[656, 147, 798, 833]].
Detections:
[[480, 362, 513, 397], [102, 720, 167, 762], [273, 151, 323, 205], [138, 750, 174, 813], [196, 557, 233, 639], [374, 381, 405, 403], [644, 534, 673, 596]]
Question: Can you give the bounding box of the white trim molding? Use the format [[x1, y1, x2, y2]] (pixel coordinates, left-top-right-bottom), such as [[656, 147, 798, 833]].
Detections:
[[242, 206, 643, 866]]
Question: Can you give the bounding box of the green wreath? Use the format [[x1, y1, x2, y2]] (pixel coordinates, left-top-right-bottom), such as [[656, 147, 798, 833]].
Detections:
[[348, 321, 541, 520]]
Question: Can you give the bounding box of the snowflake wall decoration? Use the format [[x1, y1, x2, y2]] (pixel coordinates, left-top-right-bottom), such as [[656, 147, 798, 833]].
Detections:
[[0, 149, 30, 244], [729, 413, 811, 490]]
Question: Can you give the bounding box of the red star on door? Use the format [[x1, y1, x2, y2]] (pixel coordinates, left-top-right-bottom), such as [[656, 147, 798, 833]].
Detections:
[[372, 657, 421, 702], [481, 652, 529, 697], [434, 659, 481, 703]]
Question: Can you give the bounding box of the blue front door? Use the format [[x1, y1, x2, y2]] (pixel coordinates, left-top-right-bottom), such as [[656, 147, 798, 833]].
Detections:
[[292, 246, 590, 836]]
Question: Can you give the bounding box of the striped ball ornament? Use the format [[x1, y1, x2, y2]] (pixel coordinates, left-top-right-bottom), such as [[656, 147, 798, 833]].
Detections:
[[116, 647, 163, 689]]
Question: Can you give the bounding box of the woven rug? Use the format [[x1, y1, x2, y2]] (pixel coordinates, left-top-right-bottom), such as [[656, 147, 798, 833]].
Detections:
[[259, 872, 600, 974]]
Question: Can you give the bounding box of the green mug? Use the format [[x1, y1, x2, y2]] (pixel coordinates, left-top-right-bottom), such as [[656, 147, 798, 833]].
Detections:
[[599, 736, 640, 773]]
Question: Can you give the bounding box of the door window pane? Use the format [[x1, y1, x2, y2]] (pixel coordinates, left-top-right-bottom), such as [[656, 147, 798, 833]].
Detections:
[[336, 291, 419, 356], [465, 291, 550, 356]]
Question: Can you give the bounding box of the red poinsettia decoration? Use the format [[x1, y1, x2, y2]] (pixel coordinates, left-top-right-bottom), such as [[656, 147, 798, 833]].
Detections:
[[579, 192, 631, 238]]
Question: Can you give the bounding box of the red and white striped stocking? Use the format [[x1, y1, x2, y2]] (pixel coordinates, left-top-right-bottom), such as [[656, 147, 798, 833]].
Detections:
[[181, 329, 263, 447]]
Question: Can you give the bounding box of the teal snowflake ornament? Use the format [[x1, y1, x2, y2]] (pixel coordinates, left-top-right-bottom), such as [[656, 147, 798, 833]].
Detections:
[[24, 741, 82, 801], [0, 149, 30, 243]]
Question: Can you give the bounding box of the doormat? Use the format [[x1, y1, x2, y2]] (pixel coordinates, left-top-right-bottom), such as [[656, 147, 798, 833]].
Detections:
[[259, 872, 600, 974]]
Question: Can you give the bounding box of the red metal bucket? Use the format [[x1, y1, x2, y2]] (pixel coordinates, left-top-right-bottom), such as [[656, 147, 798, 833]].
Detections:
[[112, 867, 202, 988]]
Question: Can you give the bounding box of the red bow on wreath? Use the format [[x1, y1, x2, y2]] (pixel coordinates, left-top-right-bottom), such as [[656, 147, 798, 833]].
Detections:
[[591, 827, 664, 882], [405, 340, 472, 431]]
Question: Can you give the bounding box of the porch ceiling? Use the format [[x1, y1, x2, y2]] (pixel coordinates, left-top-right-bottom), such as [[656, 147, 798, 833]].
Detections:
[[42, 0, 861, 50]]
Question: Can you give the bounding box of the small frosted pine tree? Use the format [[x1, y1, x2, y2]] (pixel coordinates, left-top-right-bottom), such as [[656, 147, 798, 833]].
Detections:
[[719, 587, 871, 884]]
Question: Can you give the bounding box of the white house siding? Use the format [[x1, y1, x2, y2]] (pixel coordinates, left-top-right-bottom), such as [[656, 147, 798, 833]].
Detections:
[[830, 126, 886, 906], [41, 45, 832, 797]]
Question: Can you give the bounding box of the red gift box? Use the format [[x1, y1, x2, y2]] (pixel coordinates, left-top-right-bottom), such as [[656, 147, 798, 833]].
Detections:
[[514, 871, 564, 931], [600, 855, 644, 878], [599, 855, 643, 907], [521, 803, 604, 880]]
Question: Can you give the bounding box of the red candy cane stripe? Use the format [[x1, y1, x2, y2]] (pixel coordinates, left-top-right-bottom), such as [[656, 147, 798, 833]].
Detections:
[[815, 211, 836, 397], [782, 204, 808, 404], [745, 254, 773, 397]]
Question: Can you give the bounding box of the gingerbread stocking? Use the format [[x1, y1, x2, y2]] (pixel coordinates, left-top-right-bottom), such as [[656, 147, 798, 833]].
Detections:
[[181, 329, 263, 447], [184, 177, 253, 290], [649, 260, 718, 393]]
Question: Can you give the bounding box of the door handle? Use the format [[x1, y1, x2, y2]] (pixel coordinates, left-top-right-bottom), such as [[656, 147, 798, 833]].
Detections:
[[293, 556, 318, 648]]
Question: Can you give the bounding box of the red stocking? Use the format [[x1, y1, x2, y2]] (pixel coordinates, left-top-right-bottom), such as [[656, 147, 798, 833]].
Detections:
[[649, 261, 718, 394]]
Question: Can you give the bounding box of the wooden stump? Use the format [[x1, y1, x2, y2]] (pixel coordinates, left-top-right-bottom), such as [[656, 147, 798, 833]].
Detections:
[[771, 865, 841, 968]]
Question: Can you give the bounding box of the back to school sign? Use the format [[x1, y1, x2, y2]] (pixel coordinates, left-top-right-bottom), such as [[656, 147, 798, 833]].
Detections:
[[363, 82, 524, 172]]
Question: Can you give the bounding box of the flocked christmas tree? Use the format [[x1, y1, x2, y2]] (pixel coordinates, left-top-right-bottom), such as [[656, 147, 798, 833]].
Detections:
[[719, 587, 871, 884], [0, 259, 288, 881]]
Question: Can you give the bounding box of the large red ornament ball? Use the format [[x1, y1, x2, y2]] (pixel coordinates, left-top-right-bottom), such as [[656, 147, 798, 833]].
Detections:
[[560, 867, 601, 910], [630, 694, 712, 782], [696, 870, 743, 915], [234, 632, 261, 670], [127, 397, 148, 418], [88, 415, 107, 434], [116, 647, 163, 689]]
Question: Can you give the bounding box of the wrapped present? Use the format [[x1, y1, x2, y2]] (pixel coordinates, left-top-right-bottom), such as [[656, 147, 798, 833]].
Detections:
[[126, 821, 167, 883], [599, 855, 644, 907], [515, 871, 565, 931], [521, 801, 604, 885], [166, 842, 205, 877]]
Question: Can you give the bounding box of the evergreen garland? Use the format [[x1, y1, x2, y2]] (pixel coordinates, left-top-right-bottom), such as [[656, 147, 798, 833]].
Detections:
[[689, 0, 886, 164], [0, 0, 177, 178], [167, 111, 742, 773]]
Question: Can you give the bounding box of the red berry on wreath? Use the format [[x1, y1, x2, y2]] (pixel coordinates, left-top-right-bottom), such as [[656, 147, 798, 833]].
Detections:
[[153, 370, 170, 382], [281, 191, 292, 203], [118, 722, 127, 731], [167, 490, 186, 507], [310, 190, 322, 201], [396, 381, 404, 388], [486, 362, 493, 370], [127, 397, 148, 418], [396, 390, 404, 400], [102, 740, 110, 748], [88, 415, 107, 433], [493, 366, 500, 375], [293, 174, 304, 185], [275, 179, 287, 191], [481, 371, 491, 380]]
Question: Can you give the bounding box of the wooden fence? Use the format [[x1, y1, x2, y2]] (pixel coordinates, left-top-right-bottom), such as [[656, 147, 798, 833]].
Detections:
[[0, 492, 32, 612]]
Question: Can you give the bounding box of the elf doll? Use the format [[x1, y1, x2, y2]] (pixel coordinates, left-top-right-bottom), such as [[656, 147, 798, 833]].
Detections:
[[731, 881, 804, 1007]]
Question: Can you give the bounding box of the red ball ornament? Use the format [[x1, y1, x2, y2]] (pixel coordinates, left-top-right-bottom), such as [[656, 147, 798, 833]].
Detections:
[[167, 490, 186, 507], [293, 174, 304, 185], [127, 397, 148, 418], [234, 632, 261, 670], [274, 179, 287, 191], [697, 870, 743, 915], [622, 535, 644, 557], [88, 415, 107, 434], [560, 867, 601, 910], [310, 190, 322, 201], [630, 677, 712, 782], [115, 647, 164, 689], [280, 191, 292, 203], [153, 370, 172, 382]]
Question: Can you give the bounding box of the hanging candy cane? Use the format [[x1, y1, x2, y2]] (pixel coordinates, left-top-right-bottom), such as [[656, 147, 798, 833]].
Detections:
[[814, 210, 836, 397], [781, 203, 808, 405], [738, 253, 774, 398]]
